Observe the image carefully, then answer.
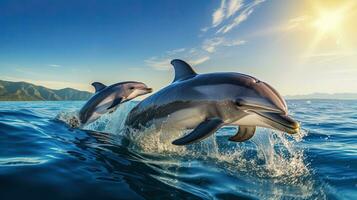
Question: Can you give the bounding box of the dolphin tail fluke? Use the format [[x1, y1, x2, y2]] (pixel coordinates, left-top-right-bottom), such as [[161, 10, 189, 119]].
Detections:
[[172, 118, 223, 146], [229, 125, 256, 142]]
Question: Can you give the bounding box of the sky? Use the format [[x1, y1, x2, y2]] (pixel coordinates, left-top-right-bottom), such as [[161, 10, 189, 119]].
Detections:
[[0, 0, 356, 95]]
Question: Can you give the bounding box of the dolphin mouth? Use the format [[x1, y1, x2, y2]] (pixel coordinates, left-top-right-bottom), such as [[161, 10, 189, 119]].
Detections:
[[236, 98, 287, 114], [145, 88, 153, 93], [252, 111, 300, 134], [138, 87, 153, 94]]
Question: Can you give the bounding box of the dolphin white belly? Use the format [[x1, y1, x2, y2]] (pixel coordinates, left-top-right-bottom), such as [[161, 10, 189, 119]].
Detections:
[[164, 107, 206, 129]]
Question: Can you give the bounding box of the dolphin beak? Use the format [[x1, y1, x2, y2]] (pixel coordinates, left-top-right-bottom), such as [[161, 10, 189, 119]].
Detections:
[[253, 111, 300, 134], [238, 80, 300, 134]]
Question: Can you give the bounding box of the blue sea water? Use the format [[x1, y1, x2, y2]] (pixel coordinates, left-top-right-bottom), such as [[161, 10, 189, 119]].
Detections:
[[0, 100, 356, 199]]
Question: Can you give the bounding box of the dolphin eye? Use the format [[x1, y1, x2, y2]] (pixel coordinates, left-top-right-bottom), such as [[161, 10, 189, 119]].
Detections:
[[129, 87, 135, 90]]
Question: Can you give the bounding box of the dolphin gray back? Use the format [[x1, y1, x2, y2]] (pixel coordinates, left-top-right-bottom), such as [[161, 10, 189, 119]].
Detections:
[[125, 60, 287, 128], [125, 72, 258, 127]]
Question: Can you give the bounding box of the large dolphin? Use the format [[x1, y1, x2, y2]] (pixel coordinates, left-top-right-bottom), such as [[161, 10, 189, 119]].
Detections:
[[79, 81, 152, 126], [125, 59, 300, 145]]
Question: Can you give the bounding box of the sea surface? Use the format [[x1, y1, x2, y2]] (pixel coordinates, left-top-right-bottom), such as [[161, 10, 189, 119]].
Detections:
[[0, 100, 356, 199]]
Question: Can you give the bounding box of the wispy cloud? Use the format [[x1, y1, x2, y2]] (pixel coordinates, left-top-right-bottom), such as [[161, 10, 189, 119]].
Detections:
[[202, 37, 246, 53], [216, 0, 264, 34], [145, 58, 172, 70], [145, 48, 211, 70], [48, 64, 61, 67], [227, 0, 243, 18], [166, 48, 186, 55], [145, 0, 262, 70], [202, 37, 224, 53], [285, 15, 309, 30], [190, 56, 210, 65], [211, 0, 244, 28], [212, 0, 227, 27]]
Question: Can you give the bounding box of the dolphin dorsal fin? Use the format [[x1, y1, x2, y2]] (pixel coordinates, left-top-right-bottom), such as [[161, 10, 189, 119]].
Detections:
[[91, 82, 107, 93], [171, 59, 197, 83]]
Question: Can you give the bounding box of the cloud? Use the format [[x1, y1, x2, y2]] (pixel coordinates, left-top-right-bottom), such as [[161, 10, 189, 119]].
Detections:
[[48, 64, 61, 67], [145, 58, 172, 70], [212, 0, 227, 27], [216, 0, 264, 34], [227, 0, 244, 18], [145, 38, 246, 71], [190, 56, 210, 65], [202, 37, 246, 53], [166, 48, 186, 55], [225, 39, 246, 46], [285, 16, 309, 30], [211, 0, 244, 28], [145, 48, 211, 70], [217, 9, 250, 34], [145, 0, 258, 70], [202, 37, 224, 53]]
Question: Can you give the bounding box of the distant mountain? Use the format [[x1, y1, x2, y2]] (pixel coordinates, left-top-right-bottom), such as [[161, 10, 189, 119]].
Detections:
[[285, 92, 357, 100], [0, 80, 92, 101]]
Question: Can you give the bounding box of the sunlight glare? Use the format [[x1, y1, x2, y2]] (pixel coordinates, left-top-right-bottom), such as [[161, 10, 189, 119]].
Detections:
[[313, 10, 344, 34]]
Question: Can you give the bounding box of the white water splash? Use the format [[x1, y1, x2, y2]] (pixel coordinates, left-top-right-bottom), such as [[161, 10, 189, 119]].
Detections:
[[56, 103, 325, 199], [55, 102, 136, 131], [126, 126, 309, 180], [55, 110, 80, 128], [250, 129, 309, 180], [56, 103, 311, 182], [126, 126, 318, 199]]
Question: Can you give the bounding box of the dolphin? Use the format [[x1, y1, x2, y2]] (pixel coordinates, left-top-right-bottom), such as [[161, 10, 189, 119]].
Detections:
[[79, 81, 152, 126], [125, 59, 300, 145]]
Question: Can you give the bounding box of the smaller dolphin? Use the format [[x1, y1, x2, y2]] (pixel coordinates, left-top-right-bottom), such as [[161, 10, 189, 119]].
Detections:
[[79, 81, 152, 126]]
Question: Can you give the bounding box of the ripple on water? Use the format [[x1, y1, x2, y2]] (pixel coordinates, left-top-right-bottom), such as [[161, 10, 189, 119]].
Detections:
[[0, 157, 48, 166]]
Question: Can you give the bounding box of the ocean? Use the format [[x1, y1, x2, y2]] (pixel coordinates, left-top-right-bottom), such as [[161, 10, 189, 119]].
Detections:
[[0, 100, 356, 199]]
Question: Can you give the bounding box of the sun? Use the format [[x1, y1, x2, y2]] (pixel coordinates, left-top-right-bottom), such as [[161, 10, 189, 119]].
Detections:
[[313, 10, 344, 34], [298, 0, 357, 64]]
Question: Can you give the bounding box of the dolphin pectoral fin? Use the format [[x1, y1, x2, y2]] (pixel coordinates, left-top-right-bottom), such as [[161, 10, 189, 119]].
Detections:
[[229, 126, 256, 142], [92, 82, 107, 93], [107, 97, 122, 110], [172, 118, 223, 146], [171, 59, 197, 83]]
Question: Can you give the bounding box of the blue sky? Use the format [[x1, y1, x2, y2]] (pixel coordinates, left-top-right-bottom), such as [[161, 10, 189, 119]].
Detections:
[[1, 0, 356, 95]]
